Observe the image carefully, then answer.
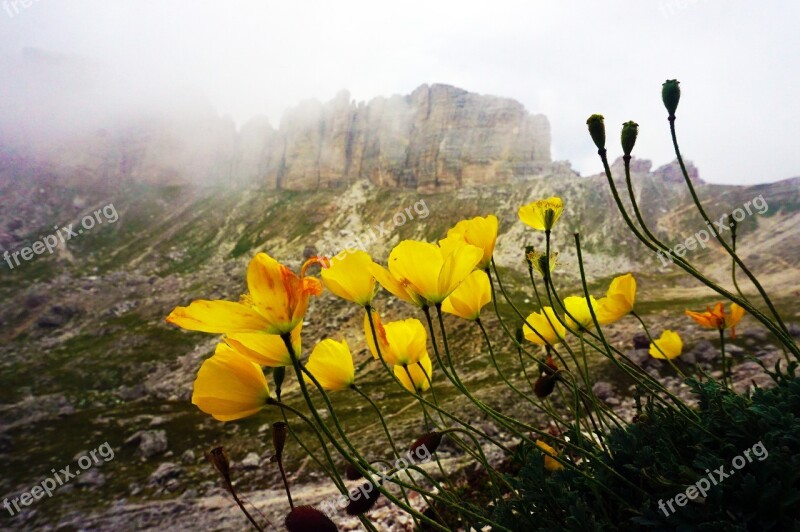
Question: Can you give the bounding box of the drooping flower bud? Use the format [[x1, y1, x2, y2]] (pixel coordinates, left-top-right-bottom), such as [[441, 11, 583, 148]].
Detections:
[[534, 374, 557, 398], [410, 431, 443, 456], [621, 121, 639, 157], [586, 114, 606, 151], [344, 462, 364, 481], [206, 447, 232, 488], [661, 80, 681, 118], [272, 421, 288, 459], [285, 505, 338, 532], [346, 481, 382, 515]]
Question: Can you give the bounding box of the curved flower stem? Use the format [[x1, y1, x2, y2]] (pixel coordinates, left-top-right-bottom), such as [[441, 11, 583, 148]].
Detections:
[[351, 384, 418, 525], [719, 329, 729, 390], [279, 337, 470, 531], [598, 146, 798, 357], [365, 306, 509, 452], [668, 117, 790, 338]]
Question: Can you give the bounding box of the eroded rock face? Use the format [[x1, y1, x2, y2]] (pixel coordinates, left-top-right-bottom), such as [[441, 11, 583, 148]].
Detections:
[[30, 84, 550, 192], [249, 84, 551, 191]]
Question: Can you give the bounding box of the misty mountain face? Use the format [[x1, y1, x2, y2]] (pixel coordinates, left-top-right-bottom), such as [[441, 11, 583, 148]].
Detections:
[[1, 50, 799, 528]]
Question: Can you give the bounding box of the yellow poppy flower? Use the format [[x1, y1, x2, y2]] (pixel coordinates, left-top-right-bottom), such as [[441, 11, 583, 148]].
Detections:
[[224, 323, 301, 367], [685, 302, 745, 338], [596, 273, 637, 325], [518, 197, 564, 232], [535, 440, 564, 471], [523, 307, 565, 346], [192, 343, 270, 421], [563, 295, 599, 330], [304, 338, 355, 392], [167, 253, 324, 335], [321, 250, 377, 306], [648, 330, 683, 360], [394, 355, 434, 393], [441, 270, 492, 321], [369, 240, 483, 306], [364, 311, 428, 366], [441, 215, 498, 270]]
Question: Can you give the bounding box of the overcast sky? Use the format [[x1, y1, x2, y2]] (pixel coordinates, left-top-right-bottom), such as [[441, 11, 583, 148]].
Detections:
[[1, 0, 798, 184]]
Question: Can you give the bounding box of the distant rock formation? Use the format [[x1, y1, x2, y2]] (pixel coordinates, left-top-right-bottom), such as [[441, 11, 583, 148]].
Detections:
[[237, 85, 551, 191]]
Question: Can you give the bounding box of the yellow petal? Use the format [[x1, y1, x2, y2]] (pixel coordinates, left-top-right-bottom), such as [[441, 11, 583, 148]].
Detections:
[[247, 252, 293, 326], [536, 440, 564, 471], [394, 355, 433, 393], [441, 270, 492, 320], [166, 300, 270, 333], [443, 215, 498, 269], [607, 273, 636, 309], [649, 330, 683, 360], [563, 295, 599, 330], [518, 197, 564, 231], [596, 294, 630, 325], [523, 307, 565, 346], [387, 240, 443, 303], [436, 242, 483, 303], [225, 323, 301, 367], [368, 262, 419, 306], [383, 318, 428, 366], [364, 308, 392, 360], [304, 338, 355, 392], [321, 250, 377, 306], [192, 344, 270, 421]]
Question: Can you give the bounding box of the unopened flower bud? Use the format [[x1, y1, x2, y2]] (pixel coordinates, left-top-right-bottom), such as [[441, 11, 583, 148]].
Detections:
[[272, 421, 288, 459], [662, 79, 681, 118], [346, 481, 382, 515], [621, 121, 639, 157], [285, 505, 337, 532], [273, 367, 286, 400], [410, 431, 443, 455], [344, 462, 363, 480], [534, 374, 557, 398], [586, 114, 606, 151]]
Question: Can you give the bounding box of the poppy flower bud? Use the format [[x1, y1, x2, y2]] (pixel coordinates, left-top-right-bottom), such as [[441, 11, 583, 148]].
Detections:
[[534, 374, 557, 398], [515, 326, 525, 345], [410, 431, 443, 456], [206, 447, 232, 487], [344, 462, 363, 481], [586, 114, 606, 151], [273, 366, 286, 400], [285, 505, 338, 532], [272, 421, 288, 459], [662, 80, 681, 118], [621, 121, 639, 157], [346, 481, 382, 515]]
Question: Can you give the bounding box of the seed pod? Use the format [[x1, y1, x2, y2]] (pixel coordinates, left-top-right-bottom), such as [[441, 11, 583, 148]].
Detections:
[[586, 114, 606, 151], [621, 121, 639, 156], [662, 79, 681, 118], [285, 505, 338, 532]]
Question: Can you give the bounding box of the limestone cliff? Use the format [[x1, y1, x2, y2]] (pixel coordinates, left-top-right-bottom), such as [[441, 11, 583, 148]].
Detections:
[[239, 84, 551, 191]]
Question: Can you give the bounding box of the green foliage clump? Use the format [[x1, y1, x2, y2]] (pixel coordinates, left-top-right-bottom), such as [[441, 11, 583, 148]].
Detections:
[[491, 374, 800, 531]]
